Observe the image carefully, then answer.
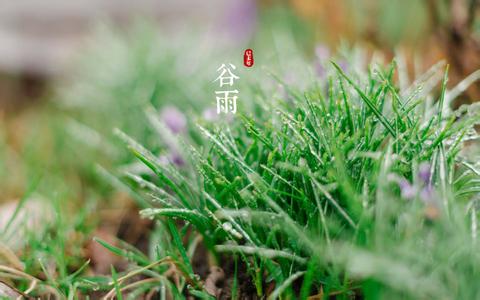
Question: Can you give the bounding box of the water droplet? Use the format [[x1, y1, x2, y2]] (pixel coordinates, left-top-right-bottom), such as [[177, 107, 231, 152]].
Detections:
[[222, 222, 233, 231]]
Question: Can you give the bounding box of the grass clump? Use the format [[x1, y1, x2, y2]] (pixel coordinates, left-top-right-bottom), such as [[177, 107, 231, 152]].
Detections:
[[110, 59, 480, 299]]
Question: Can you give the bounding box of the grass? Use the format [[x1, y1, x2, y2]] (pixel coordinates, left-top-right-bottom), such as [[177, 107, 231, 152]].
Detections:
[[1, 22, 480, 299], [104, 59, 480, 299]]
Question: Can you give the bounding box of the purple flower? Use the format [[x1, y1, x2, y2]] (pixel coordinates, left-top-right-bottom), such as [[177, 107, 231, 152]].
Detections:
[[161, 106, 187, 134], [399, 179, 416, 200], [420, 185, 436, 204], [171, 153, 185, 166], [202, 107, 218, 122], [418, 163, 431, 185], [314, 44, 330, 78], [315, 44, 330, 61], [420, 185, 440, 219], [160, 153, 184, 167]]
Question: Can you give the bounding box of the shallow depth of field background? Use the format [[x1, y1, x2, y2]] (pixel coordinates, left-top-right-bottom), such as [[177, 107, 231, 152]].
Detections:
[[1, 0, 478, 193], [1, 0, 475, 193]]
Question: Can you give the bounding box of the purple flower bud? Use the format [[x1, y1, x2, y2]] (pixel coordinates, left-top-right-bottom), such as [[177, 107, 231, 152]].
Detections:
[[420, 185, 435, 204], [420, 185, 441, 219], [160, 151, 184, 167], [418, 163, 431, 185], [315, 45, 330, 61], [313, 45, 329, 79], [161, 106, 187, 134], [171, 153, 185, 166], [399, 179, 416, 199], [202, 107, 218, 122]]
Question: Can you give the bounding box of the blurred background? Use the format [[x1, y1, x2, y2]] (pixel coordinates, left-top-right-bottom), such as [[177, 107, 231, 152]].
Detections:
[[0, 0, 479, 284], [1, 0, 479, 106]]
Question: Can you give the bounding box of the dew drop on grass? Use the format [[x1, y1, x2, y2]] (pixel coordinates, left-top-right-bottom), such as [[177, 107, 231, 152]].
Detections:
[[222, 222, 242, 239], [222, 222, 233, 231]]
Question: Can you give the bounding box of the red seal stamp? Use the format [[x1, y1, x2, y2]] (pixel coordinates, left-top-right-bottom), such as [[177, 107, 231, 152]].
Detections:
[[243, 49, 254, 67]]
